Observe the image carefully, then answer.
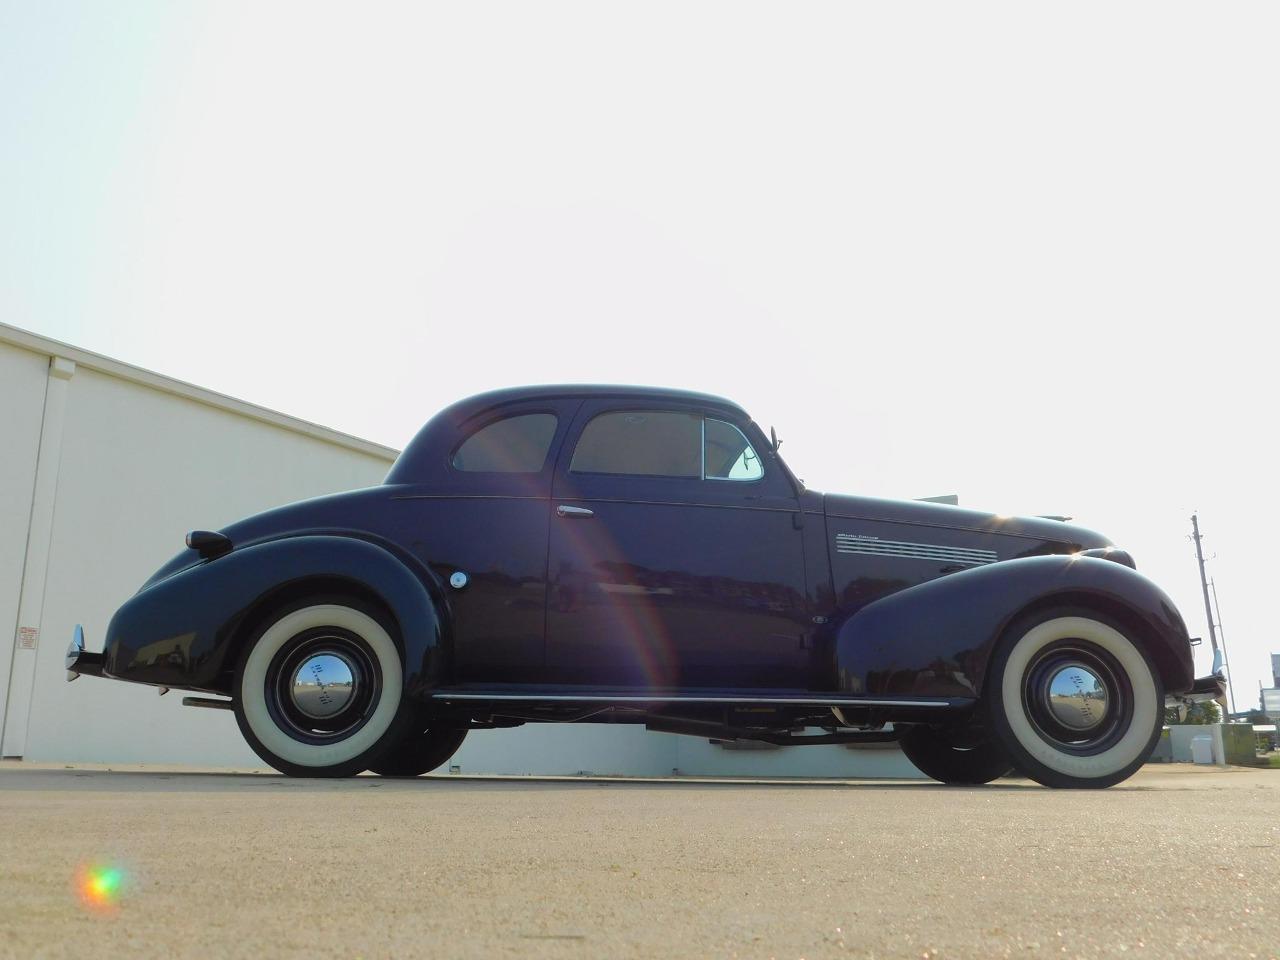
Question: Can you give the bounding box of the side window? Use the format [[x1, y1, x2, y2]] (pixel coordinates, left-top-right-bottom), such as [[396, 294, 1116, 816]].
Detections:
[[452, 413, 558, 473], [570, 411, 701, 477], [704, 418, 764, 481], [568, 411, 765, 482]]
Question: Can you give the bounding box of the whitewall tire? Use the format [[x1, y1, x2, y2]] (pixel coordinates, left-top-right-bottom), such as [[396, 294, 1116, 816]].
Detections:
[[233, 600, 412, 778], [987, 610, 1163, 789]]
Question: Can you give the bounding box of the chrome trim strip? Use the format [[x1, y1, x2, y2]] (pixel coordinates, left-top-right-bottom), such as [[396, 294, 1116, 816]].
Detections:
[[836, 549, 991, 564], [837, 551, 991, 564], [837, 543, 986, 556], [393, 494, 795, 513], [557, 497, 797, 514], [390, 494, 548, 502], [835, 534, 996, 566], [430, 692, 953, 707], [835, 534, 995, 554], [825, 512, 1056, 542]]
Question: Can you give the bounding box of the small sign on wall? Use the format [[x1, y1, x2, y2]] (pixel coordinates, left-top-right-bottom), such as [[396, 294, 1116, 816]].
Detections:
[[17, 626, 38, 650]]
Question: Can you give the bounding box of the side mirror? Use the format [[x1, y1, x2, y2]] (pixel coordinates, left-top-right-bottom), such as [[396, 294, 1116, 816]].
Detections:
[[770, 426, 781, 452]]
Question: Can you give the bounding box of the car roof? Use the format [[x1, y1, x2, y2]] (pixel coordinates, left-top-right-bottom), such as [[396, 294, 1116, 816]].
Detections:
[[384, 385, 754, 485], [444, 384, 748, 419]]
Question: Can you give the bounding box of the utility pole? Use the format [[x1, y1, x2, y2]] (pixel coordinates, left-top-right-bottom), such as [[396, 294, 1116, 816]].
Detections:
[[1190, 514, 1227, 721], [1209, 578, 1238, 716], [1190, 514, 1219, 657]]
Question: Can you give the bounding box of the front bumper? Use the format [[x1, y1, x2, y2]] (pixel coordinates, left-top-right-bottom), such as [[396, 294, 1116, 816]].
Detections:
[[1165, 673, 1226, 709], [65, 624, 105, 682]]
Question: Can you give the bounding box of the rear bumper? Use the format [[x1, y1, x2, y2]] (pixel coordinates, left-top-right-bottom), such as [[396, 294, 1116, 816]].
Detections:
[[65, 624, 105, 682], [1165, 673, 1226, 709]]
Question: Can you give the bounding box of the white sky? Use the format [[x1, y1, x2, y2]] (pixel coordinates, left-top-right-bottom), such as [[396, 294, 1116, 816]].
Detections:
[[2, 2, 1277, 704]]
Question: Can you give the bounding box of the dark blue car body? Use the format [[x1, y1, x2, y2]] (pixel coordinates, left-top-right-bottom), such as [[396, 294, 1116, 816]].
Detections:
[[72, 385, 1211, 785]]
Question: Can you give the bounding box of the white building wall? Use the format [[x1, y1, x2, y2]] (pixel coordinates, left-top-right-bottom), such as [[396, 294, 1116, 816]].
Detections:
[[1, 327, 396, 765], [2, 324, 920, 778], [21, 365, 398, 764], [0, 343, 52, 741]]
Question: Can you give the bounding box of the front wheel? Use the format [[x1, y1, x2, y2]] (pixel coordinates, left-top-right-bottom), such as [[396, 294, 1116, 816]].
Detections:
[[233, 599, 415, 778], [986, 608, 1164, 789], [898, 725, 1014, 784]]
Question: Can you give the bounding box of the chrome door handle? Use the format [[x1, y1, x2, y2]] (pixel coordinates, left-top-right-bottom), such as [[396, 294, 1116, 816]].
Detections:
[[556, 504, 594, 519]]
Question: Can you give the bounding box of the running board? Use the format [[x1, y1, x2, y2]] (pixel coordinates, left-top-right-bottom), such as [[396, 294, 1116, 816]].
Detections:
[[429, 690, 959, 708], [181, 696, 234, 711]]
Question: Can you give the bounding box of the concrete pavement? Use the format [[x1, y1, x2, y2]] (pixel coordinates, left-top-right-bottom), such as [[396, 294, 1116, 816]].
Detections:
[[1, 762, 1276, 959]]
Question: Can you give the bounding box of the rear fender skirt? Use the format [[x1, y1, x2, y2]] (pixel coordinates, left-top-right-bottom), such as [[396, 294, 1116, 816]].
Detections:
[[832, 555, 1193, 699], [104, 535, 447, 697]]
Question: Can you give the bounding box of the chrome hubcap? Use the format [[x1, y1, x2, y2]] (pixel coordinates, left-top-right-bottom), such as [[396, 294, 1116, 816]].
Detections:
[[1044, 663, 1110, 731], [289, 653, 358, 719]]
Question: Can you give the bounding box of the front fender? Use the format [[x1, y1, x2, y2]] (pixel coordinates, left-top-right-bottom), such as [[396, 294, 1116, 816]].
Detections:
[[833, 555, 1193, 699], [104, 535, 447, 697]]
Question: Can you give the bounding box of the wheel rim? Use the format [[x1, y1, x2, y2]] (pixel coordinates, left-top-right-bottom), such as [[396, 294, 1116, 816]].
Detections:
[[265, 628, 382, 744], [1021, 641, 1133, 756]]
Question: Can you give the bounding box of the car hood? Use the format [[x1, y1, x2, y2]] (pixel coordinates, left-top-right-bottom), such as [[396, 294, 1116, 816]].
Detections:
[[822, 493, 1111, 550]]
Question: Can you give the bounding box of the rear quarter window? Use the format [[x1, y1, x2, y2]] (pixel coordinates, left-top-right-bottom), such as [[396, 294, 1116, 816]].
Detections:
[[451, 413, 558, 473]]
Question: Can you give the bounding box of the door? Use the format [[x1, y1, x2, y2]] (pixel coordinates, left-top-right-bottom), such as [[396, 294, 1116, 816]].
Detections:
[[546, 401, 811, 690]]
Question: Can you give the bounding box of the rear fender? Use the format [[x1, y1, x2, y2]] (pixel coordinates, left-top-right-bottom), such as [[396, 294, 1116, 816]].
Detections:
[[104, 535, 448, 697], [832, 555, 1193, 699]]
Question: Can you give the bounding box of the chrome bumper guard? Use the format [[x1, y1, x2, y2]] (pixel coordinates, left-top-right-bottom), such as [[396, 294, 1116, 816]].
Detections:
[[1165, 673, 1226, 709], [65, 624, 105, 682]]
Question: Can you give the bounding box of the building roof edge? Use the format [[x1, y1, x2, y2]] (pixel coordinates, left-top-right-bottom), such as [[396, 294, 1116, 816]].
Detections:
[[0, 322, 399, 462]]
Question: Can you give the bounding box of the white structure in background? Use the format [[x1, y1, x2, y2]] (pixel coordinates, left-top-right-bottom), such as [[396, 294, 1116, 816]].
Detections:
[[0, 324, 393, 767], [0, 323, 918, 777], [1262, 687, 1280, 721], [1261, 654, 1280, 723]]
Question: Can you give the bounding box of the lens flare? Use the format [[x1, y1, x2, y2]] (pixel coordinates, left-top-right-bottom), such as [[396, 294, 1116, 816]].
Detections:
[[75, 863, 127, 911]]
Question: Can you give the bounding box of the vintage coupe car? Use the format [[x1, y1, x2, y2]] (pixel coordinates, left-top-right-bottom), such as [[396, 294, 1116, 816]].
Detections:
[[68, 385, 1224, 788]]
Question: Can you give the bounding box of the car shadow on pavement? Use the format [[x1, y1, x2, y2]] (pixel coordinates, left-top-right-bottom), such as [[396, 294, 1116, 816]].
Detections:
[[0, 765, 1145, 792]]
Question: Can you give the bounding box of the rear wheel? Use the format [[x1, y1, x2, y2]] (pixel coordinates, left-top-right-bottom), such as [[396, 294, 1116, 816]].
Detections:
[[986, 608, 1163, 789], [898, 725, 1014, 784], [233, 598, 415, 778], [369, 725, 468, 777]]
